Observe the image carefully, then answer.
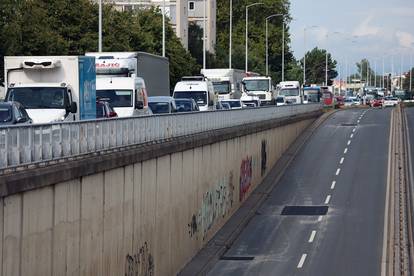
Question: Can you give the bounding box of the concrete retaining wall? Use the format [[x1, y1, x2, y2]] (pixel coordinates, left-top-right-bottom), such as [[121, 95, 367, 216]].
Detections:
[[0, 116, 316, 276]]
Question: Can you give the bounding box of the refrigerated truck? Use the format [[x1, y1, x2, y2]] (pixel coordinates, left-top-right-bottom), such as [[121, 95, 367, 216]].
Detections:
[[86, 52, 169, 117], [200, 68, 244, 100], [4, 56, 96, 123]]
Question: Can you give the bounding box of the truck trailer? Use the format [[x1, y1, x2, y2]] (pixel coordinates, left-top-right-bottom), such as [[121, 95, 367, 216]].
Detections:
[[4, 56, 96, 124], [200, 68, 244, 100]]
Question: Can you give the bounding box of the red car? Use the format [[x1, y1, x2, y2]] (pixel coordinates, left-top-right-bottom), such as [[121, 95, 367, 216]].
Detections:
[[370, 98, 383, 108]]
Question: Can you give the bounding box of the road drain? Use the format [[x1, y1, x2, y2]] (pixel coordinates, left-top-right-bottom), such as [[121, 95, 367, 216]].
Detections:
[[340, 123, 357, 126], [281, 206, 329, 216], [220, 256, 255, 261]]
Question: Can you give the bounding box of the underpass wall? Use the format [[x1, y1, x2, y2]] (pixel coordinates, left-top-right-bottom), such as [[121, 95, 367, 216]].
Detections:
[[0, 116, 316, 276]]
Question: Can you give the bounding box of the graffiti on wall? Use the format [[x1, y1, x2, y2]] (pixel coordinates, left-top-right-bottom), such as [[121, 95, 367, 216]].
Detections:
[[261, 140, 267, 177], [125, 242, 154, 276], [188, 172, 235, 240], [239, 156, 253, 202]]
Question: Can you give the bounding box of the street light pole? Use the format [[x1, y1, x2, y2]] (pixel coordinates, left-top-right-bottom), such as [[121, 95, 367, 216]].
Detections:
[[98, 0, 102, 52], [245, 3, 264, 72], [229, 0, 232, 68], [162, 0, 166, 57], [265, 14, 283, 76], [203, 0, 207, 69], [303, 26, 318, 85], [282, 21, 285, 81]]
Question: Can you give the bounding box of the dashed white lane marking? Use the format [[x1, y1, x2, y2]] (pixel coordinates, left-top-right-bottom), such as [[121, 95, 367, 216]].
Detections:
[[357, 120, 360, 123], [336, 168, 341, 175], [324, 195, 331, 204], [297, 254, 307, 268], [318, 216, 323, 222], [331, 181, 336, 190], [347, 140, 351, 146], [344, 148, 348, 154], [350, 133, 354, 139], [308, 231, 317, 243], [340, 157, 344, 164], [353, 128, 356, 133]]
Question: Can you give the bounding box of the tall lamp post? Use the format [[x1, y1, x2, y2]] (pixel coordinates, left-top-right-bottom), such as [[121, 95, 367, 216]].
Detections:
[[162, 0, 166, 57], [229, 0, 232, 68], [265, 14, 283, 76], [303, 25, 319, 85], [203, 0, 207, 69], [98, 0, 102, 52], [245, 2, 264, 72]]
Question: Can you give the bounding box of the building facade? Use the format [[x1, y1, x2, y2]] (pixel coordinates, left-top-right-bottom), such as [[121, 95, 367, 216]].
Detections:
[[100, 0, 217, 52]]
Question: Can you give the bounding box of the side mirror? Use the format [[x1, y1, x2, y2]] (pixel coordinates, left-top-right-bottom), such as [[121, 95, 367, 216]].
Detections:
[[70, 102, 77, 113], [136, 100, 144, 109], [16, 117, 26, 123]]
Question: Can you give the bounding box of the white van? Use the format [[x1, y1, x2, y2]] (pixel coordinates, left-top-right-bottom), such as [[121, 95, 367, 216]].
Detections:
[[173, 76, 216, 111]]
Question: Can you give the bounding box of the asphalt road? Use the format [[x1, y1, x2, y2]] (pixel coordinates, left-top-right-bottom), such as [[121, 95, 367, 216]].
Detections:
[[207, 107, 392, 276]]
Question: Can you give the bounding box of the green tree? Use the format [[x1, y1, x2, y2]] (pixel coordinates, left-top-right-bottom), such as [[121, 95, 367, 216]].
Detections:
[[403, 68, 414, 92], [0, 0, 198, 88], [300, 47, 337, 85], [214, 0, 293, 84]]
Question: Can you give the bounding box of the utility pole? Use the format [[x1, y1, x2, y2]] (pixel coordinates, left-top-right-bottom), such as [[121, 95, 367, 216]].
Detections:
[[99, 0, 102, 52], [229, 0, 232, 68], [162, 0, 166, 57], [203, 0, 206, 69]]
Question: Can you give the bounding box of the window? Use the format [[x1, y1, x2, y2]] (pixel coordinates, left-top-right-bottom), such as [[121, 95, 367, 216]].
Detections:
[[189, 1, 195, 10]]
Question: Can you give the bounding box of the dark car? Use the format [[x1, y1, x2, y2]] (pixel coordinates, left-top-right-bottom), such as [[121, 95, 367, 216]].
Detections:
[[0, 101, 32, 126], [174, 98, 199, 112], [148, 96, 177, 114], [96, 100, 118, 118]]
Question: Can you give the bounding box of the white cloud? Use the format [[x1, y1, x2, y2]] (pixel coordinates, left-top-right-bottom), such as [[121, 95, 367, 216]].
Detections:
[[352, 15, 380, 37], [395, 31, 414, 49], [389, 7, 414, 17]]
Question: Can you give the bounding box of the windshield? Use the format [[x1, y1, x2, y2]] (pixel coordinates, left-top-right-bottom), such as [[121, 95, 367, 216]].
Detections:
[[244, 80, 269, 91], [7, 87, 68, 109], [175, 100, 194, 112], [148, 102, 170, 114], [213, 81, 231, 94], [221, 101, 241, 108], [174, 91, 207, 106], [0, 107, 12, 123], [97, 90, 132, 107], [279, 88, 300, 97]]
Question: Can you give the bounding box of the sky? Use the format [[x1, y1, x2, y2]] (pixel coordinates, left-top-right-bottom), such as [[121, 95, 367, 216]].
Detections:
[[289, 0, 414, 76]]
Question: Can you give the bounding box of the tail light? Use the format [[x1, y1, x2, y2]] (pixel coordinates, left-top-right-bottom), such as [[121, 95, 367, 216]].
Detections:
[[108, 111, 118, 117]]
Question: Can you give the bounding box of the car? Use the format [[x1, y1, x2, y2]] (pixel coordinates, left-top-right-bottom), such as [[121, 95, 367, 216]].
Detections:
[[275, 96, 286, 106], [344, 98, 354, 107], [383, 96, 399, 107], [96, 99, 118, 118], [0, 101, 32, 126], [174, 98, 199, 112], [349, 97, 361, 106], [220, 102, 231, 110], [148, 96, 177, 114], [220, 99, 244, 109], [334, 96, 344, 108], [371, 97, 383, 108], [242, 98, 261, 108]]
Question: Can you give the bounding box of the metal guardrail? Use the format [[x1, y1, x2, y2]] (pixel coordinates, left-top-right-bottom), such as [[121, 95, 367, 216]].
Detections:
[[0, 104, 321, 170]]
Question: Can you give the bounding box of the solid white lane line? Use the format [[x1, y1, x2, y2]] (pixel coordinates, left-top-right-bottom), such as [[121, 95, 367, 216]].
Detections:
[[308, 231, 317, 243], [331, 181, 336, 190], [297, 254, 307, 268], [350, 133, 354, 139], [344, 148, 348, 154], [340, 157, 344, 164], [336, 168, 341, 175], [347, 140, 351, 146], [318, 216, 323, 222], [324, 195, 331, 204]]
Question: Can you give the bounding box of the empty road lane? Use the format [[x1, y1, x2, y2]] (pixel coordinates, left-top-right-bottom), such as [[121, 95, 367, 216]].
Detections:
[[207, 108, 391, 276]]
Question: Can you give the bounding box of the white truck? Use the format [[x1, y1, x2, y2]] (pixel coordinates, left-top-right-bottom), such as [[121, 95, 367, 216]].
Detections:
[[241, 76, 275, 105], [86, 52, 170, 117], [4, 56, 96, 123], [200, 69, 244, 100], [173, 76, 216, 111], [277, 81, 302, 104]]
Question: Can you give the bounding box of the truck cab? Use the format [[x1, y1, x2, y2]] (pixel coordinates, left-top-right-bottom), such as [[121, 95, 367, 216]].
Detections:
[[241, 76, 274, 105], [277, 81, 301, 104], [173, 76, 216, 111], [4, 56, 96, 124]]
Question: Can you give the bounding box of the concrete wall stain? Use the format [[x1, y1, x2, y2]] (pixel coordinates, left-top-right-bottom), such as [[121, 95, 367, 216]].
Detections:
[[239, 156, 253, 202], [125, 242, 154, 276], [188, 172, 235, 240], [261, 140, 267, 176]]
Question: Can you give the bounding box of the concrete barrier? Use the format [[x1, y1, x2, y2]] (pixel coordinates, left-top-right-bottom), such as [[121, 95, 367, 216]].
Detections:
[[0, 111, 319, 276]]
